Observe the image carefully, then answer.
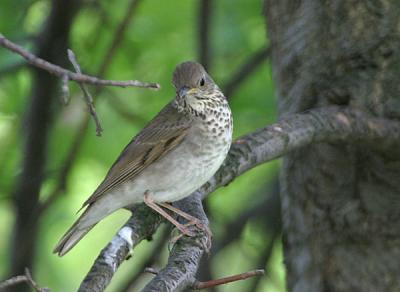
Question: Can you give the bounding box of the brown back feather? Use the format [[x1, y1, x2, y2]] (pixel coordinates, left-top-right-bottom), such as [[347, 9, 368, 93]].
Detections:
[[82, 102, 191, 207]]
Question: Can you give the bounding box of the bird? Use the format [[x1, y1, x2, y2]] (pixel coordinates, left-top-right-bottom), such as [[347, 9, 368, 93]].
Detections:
[[53, 61, 233, 256]]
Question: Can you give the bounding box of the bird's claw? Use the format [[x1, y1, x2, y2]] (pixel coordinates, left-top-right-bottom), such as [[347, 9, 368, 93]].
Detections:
[[169, 221, 213, 253]]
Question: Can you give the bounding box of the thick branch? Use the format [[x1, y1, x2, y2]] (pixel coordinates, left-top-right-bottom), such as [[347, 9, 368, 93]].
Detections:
[[78, 205, 163, 292], [80, 106, 400, 291], [119, 226, 170, 291], [0, 34, 160, 89]]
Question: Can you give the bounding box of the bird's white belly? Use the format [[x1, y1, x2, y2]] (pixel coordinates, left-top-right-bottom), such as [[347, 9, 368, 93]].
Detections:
[[134, 140, 228, 202], [108, 134, 231, 206]]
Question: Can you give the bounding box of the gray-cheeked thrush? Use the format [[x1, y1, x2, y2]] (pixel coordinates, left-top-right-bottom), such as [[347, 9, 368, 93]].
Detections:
[[54, 61, 233, 256]]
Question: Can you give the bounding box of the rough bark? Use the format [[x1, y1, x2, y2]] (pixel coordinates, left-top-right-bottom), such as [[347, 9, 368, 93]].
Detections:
[[264, 1, 400, 291], [9, 1, 81, 291]]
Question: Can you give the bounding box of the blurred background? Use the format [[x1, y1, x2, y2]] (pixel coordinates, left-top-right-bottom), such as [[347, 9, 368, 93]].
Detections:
[[0, 0, 283, 291]]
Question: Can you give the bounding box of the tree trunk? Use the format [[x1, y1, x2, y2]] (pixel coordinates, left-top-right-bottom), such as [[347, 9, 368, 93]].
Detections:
[[9, 1, 80, 291], [264, 1, 400, 291]]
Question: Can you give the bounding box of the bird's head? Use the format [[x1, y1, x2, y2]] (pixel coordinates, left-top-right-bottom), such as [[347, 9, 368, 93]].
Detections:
[[172, 61, 224, 117]]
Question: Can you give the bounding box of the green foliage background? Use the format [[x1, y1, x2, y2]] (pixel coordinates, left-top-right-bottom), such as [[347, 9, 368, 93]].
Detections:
[[0, 0, 284, 291]]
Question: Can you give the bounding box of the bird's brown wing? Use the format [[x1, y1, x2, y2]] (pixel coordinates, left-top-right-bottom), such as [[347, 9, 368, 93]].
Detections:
[[82, 102, 191, 207]]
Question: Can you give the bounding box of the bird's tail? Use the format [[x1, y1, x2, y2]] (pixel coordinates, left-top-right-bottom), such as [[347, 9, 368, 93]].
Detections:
[[53, 207, 98, 256]]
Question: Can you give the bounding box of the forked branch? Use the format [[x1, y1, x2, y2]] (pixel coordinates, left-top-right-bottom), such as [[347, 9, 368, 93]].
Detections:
[[0, 34, 160, 90], [0, 268, 50, 292], [0, 34, 160, 136]]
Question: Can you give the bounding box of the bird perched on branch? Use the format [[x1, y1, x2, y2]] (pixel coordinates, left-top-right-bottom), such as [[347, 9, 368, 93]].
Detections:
[[54, 61, 233, 256]]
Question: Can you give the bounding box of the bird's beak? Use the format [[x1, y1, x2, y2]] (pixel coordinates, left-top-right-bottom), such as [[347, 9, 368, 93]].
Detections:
[[178, 86, 198, 98]]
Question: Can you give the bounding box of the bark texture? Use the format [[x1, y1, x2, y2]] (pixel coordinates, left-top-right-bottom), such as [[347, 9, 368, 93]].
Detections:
[[264, 1, 400, 291]]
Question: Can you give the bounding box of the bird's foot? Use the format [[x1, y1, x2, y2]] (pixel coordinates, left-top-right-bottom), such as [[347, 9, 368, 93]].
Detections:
[[169, 220, 212, 253], [188, 220, 212, 253]]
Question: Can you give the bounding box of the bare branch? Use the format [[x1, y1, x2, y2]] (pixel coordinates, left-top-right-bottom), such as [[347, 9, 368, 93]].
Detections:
[[192, 269, 265, 290], [0, 275, 28, 290], [0, 34, 160, 89], [144, 267, 265, 290], [78, 205, 163, 292], [0, 268, 50, 292], [24, 268, 51, 292], [119, 227, 170, 291], [68, 49, 103, 136], [247, 232, 280, 292]]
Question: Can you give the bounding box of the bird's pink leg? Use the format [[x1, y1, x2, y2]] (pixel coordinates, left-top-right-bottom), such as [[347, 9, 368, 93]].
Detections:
[[159, 202, 205, 228], [143, 192, 195, 237]]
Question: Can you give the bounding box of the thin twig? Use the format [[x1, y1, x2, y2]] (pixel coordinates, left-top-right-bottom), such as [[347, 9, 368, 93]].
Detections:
[[0, 268, 50, 292], [192, 269, 265, 290], [24, 268, 51, 292], [144, 267, 265, 290], [0, 34, 160, 89], [0, 275, 28, 289], [68, 49, 103, 136], [247, 232, 280, 292]]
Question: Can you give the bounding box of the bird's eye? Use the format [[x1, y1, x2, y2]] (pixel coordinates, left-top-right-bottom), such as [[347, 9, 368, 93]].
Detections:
[[199, 78, 205, 86]]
